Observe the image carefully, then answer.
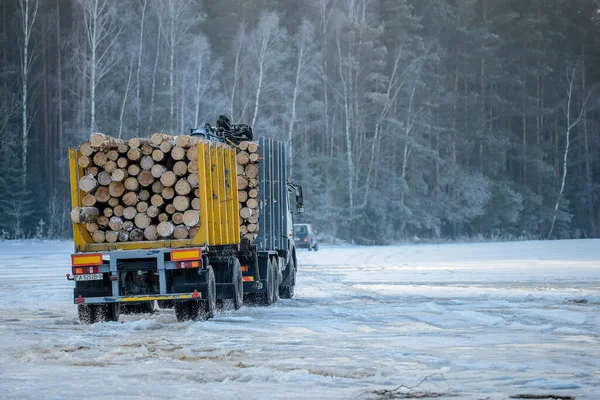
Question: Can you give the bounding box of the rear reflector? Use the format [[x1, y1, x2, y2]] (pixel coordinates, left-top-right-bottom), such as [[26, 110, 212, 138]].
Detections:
[[73, 266, 99, 275], [242, 276, 254, 282], [76, 295, 85, 304], [192, 290, 200, 299], [72, 253, 102, 267], [176, 261, 200, 269], [171, 248, 201, 262], [109, 275, 118, 281], [241, 265, 249, 272]]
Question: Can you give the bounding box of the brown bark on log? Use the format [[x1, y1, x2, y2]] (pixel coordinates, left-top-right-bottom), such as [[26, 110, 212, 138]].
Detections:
[[122, 191, 138, 206], [188, 227, 199, 238], [95, 187, 111, 203], [134, 212, 151, 229], [138, 190, 150, 201], [123, 206, 138, 220], [79, 176, 98, 193], [160, 171, 177, 187], [137, 170, 155, 187], [70, 207, 100, 224], [144, 225, 158, 240]]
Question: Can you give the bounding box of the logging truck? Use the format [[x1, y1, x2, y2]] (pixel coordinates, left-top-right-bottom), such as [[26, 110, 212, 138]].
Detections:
[[67, 129, 305, 324]]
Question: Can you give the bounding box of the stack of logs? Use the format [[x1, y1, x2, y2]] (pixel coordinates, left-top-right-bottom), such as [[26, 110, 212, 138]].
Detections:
[[236, 141, 260, 241], [71, 132, 262, 244]]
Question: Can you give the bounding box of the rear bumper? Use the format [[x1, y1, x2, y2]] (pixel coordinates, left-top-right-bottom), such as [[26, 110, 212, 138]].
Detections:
[[75, 292, 201, 305], [294, 241, 312, 248]]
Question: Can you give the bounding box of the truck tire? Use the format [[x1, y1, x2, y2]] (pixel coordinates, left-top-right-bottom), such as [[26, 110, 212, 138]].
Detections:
[[313, 243, 319, 251], [272, 261, 280, 303], [105, 303, 120, 322], [202, 265, 217, 319], [231, 258, 244, 310], [157, 300, 174, 309], [280, 256, 296, 299], [78, 304, 98, 324], [259, 259, 274, 306], [174, 301, 190, 322]]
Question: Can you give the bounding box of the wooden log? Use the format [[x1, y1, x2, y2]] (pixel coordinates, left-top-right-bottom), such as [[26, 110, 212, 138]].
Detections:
[[95, 187, 111, 203], [107, 150, 119, 161], [111, 168, 128, 182], [130, 228, 144, 242], [175, 178, 191, 195], [247, 223, 258, 233], [79, 142, 95, 156], [247, 142, 259, 153], [237, 190, 248, 203], [134, 212, 151, 229], [118, 230, 130, 242], [240, 225, 248, 235], [146, 205, 160, 218], [243, 233, 257, 241], [117, 157, 128, 168], [249, 153, 259, 163], [97, 216, 109, 228], [159, 140, 173, 153], [236, 163, 245, 175], [183, 210, 200, 227], [151, 180, 164, 194], [106, 231, 118, 243], [173, 225, 189, 240], [248, 216, 259, 224], [103, 207, 113, 218], [144, 225, 158, 240], [109, 216, 124, 231], [187, 160, 198, 174], [165, 203, 176, 214], [140, 155, 154, 170], [97, 171, 112, 186], [136, 201, 149, 213], [152, 149, 164, 162], [113, 205, 124, 217], [151, 133, 173, 145], [70, 207, 100, 224], [127, 147, 142, 161], [245, 164, 259, 179], [90, 133, 127, 150], [173, 161, 188, 176], [137, 170, 154, 187], [172, 212, 184, 225], [79, 176, 98, 193], [160, 171, 177, 187], [124, 177, 140, 191], [175, 135, 191, 148], [237, 175, 248, 190], [187, 173, 199, 188], [138, 189, 150, 201], [173, 196, 190, 212], [123, 206, 138, 220], [92, 230, 106, 243], [87, 166, 99, 177], [122, 191, 138, 206], [150, 194, 164, 207], [239, 207, 253, 219], [78, 155, 92, 168], [122, 220, 134, 232], [127, 163, 141, 176], [246, 198, 259, 209], [186, 147, 198, 161], [171, 146, 186, 160], [117, 142, 129, 154], [109, 181, 125, 197], [236, 151, 250, 165], [157, 221, 175, 237], [82, 193, 96, 207], [86, 222, 99, 233], [92, 151, 108, 167], [191, 198, 200, 210], [158, 213, 169, 223], [161, 186, 175, 200], [248, 188, 259, 198], [151, 164, 166, 179], [194, 188, 200, 197], [248, 178, 258, 188], [141, 143, 155, 156], [238, 141, 249, 151], [103, 160, 117, 174], [188, 227, 199, 238], [128, 137, 151, 148]]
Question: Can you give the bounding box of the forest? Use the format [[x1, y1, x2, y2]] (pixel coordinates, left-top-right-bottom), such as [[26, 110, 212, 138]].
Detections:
[[0, 0, 599, 244]]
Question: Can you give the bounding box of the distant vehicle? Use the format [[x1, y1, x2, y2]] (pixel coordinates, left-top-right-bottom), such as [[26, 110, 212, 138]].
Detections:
[[294, 224, 318, 251]]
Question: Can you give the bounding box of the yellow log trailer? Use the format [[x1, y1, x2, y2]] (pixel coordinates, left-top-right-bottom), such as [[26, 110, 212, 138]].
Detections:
[[68, 135, 304, 323]]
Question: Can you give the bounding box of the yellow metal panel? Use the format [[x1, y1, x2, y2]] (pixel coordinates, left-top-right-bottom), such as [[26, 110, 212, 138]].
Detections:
[[226, 148, 239, 242], [72, 254, 102, 266], [217, 145, 229, 244], [210, 144, 222, 245], [70, 148, 95, 251], [203, 142, 216, 246], [191, 143, 210, 246]]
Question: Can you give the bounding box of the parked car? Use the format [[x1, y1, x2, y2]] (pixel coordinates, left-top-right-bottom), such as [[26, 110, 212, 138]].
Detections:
[[294, 224, 319, 251]]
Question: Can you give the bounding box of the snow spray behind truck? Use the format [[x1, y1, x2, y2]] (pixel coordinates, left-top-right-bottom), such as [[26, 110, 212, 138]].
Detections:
[[67, 125, 304, 324]]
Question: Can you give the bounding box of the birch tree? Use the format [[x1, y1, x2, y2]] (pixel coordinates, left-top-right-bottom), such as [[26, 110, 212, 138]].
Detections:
[[17, 0, 39, 185], [135, 0, 148, 136]]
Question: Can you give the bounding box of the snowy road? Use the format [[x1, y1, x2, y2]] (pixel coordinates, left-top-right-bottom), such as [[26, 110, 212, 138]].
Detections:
[[1, 240, 599, 399]]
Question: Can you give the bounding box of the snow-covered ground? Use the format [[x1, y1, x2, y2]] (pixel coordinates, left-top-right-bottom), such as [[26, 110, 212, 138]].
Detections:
[[0, 240, 599, 399]]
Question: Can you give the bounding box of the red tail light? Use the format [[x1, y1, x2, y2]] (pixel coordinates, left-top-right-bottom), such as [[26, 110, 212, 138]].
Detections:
[[303, 237, 308, 242], [73, 266, 99, 275], [176, 261, 200, 269]]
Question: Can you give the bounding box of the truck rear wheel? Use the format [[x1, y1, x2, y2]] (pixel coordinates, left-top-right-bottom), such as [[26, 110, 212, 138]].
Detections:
[[231, 258, 244, 310], [203, 265, 217, 319], [105, 303, 120, 322], [280, 257, 296, 299], [272, 261, 280, 303], [259, 260, 275, 306], [174, 301, 190, 322], [78, 304, 99, 324]]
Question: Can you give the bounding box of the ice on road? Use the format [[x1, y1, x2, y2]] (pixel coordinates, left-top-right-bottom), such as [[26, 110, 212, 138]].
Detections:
[[0, 240, 599, 399]]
